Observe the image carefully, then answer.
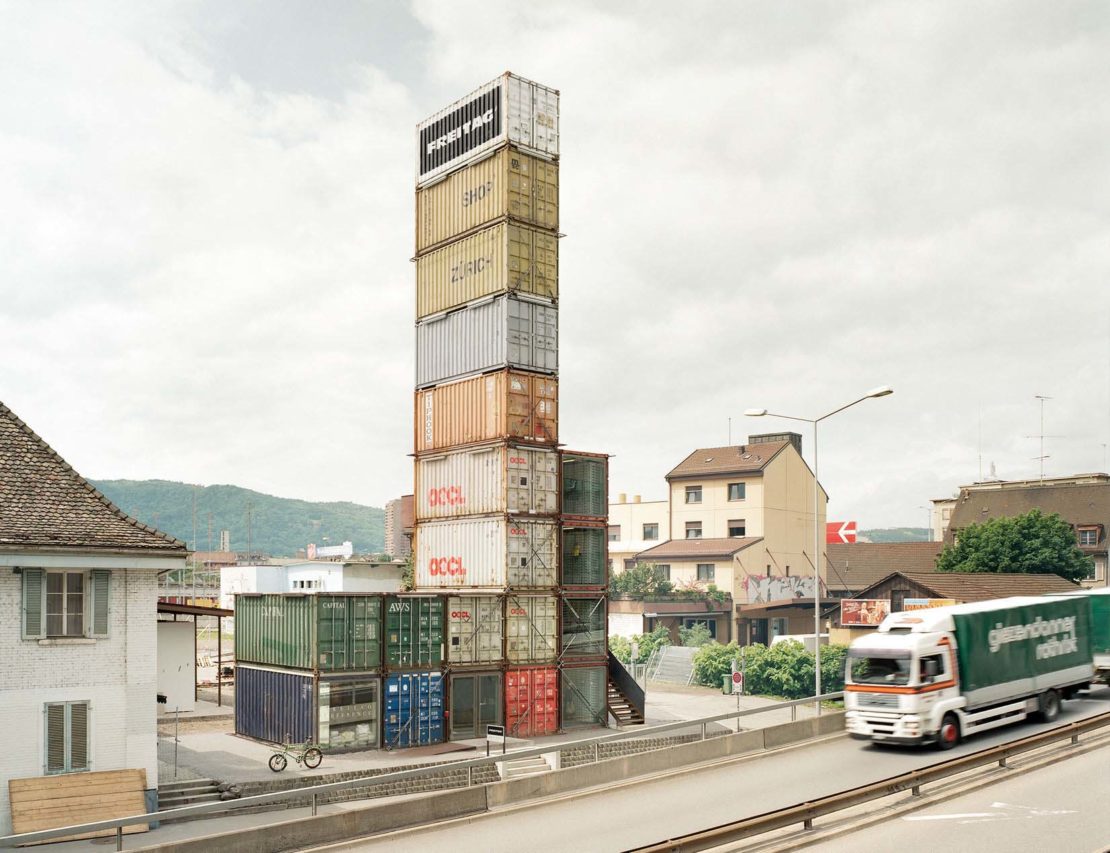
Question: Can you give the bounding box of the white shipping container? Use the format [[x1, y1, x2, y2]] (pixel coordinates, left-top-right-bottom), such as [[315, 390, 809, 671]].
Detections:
[[415, 294, 557, 389], [414, 517, 558, 589], [417, 72, 559, 187], [446, 596, 504, 665], [415, 444, 558, 521], [505, 594, 559, 664]]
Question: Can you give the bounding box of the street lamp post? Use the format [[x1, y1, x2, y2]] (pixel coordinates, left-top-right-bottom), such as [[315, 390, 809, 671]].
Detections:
[[745, 385, 893, 712]]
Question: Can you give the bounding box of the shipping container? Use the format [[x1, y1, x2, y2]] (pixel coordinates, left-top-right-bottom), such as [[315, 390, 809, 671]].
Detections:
[[415, 517, 557, 590], [384, 596, 445, 668], [561, 526, 607, 587], [383, 671, 445, 748], [235, 594, 382, 672], [416, 222, 558, 319], [417, 72, 559, 186], [505, 594, 559, 664], [415, 294, 557, 388], [561, 451, 609, 519], [317, 675, 381, 751], [415, 370, 558, 454], [235, 665, 315, 745], [415, 443, 559, 520], [560, 596, 608, 659], [449, 671, 503, 739], [504, 666, 558, 737], [415, 146, 558, 253], [446, 595, 504, 665], [560, 664, 608, 729]]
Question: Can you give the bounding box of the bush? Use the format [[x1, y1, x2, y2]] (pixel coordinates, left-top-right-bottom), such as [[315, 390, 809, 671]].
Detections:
[[692, 642, 740, 686], [678, 622, 713, 647], [819, 644, 849, 695], [609, 635, 632, 664], [610, 626, 671, 665], [692, 641, 851, 698]]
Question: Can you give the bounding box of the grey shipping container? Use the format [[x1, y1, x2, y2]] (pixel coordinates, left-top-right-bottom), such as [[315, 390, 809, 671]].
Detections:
[[416, 294, 557, 389], [561, 451, 608, 518], [235, 593, 382, 672]]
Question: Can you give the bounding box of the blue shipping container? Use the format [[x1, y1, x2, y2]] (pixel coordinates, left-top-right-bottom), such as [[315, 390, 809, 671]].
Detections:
[[235, 665, 315, 745], [383, 672, 444, 748]]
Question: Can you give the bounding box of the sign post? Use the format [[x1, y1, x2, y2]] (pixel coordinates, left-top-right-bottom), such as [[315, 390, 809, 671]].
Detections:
[[486, 724, 506, 756], [731, 660, 744, 730]]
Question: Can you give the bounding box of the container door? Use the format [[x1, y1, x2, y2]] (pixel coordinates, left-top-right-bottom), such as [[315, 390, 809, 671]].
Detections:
[[507, 521, 557, 587], [417, 597, 445, 666], [563, 457, 606, 517], [316, 596, 348, 671], [386, 599, 412, 667], [450, 674, 476, 739], [477, 673, 503, 735], [350, 596, 382, 670]]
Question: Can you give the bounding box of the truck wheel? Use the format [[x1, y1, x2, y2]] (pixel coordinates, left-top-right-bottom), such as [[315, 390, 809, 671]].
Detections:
[[1038, 689, 1060, 722], [936, 713, 960, 750]]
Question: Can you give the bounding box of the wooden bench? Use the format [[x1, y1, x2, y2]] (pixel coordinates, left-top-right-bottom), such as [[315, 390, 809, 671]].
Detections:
[[9, 769, 149, 844]]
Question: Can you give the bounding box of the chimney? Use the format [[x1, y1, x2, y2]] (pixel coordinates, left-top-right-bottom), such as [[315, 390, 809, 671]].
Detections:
[[618, 492, 627, 503], [633, 495, 641, 503], [749, 432, 803, 456]]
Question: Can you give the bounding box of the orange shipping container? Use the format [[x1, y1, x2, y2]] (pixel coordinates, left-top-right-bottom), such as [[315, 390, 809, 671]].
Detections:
[[415, 370, 557, 453], [504, 666, 558, 737]]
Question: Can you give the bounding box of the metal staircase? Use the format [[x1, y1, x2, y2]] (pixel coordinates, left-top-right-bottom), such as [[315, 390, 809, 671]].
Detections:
[[607, 650, 646, 726]]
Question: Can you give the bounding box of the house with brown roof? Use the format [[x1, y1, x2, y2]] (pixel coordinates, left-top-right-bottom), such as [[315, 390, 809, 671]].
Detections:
[[0, 402, 187, 835], [825, 542, 944, 597], [635, 433, 830, 645], [830, 570, 1081, 644]]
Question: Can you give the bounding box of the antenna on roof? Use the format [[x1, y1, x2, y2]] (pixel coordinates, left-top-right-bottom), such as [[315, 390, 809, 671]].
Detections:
[[1026, 395, 1065, 481], [728, 416, 732, 446]]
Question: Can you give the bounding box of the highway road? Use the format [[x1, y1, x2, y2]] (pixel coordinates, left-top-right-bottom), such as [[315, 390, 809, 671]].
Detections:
[[315, 687, 1110, 853]]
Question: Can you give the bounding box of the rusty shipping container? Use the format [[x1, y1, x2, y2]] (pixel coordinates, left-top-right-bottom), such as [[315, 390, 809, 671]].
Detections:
[[415, 443, 558, 520], [445, 595, 504, 666], [504, 593, 559, 664], [417, 71, 559, 187], [504, 666, 558, 737], [415, 516, 558, 590], [415, 370, 557, 454], [416, 294, 557, 389], [416, 221, 558, 319], [415, 146, 558, 253]]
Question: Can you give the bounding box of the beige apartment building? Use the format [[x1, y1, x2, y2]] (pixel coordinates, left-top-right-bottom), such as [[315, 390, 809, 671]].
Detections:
[[634, 432, 830, 645], [607, 495, 669, 575]]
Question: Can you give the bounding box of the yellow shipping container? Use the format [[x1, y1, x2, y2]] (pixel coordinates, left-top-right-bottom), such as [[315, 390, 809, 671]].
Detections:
[[415, 146, 558, 254], [416, 221, 558, 319], [415, 370, 558, 453]]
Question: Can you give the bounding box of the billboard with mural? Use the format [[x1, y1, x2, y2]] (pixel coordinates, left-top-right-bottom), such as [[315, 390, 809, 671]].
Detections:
[[840, 598, 890, 626], [903, 598, 956, 611], [742, 575, 816, 604]]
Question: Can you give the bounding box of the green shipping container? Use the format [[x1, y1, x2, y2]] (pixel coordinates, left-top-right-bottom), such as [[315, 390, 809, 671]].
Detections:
[[235, 594, 382, 672], [952, 597, 1091, 694], [562, 527, 606, 586], [385, 596, 445, 668], [561, 452, 607, 518]]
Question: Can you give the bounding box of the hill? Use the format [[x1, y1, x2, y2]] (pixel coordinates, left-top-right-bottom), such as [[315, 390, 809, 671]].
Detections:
[[860, 527, 931, 543], [90, 479, 384, 557]]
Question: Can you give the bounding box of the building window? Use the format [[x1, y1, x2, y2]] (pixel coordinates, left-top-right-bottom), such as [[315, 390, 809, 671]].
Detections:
[[656, 564, 671, 580], [685, 522, 702, 539], [1078, 527, 1098, 547], [624, 559, 636, 573], [696, 563, 715, 581], [607, 525, 620, 542], [728, 483, 746, 501], [22, 568, 111, 640], [728, 519, 746, 538], [685, 486, 702, 504], [45, 701, 88, 774], [642, 523, 659, 541], [771, 617, 787, 638], [47, 571, 85, 637], [683, 618, 716, 639]]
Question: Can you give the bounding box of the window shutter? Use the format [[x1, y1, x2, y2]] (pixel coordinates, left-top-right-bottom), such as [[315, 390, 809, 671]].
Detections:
[[69, 703, 89, 770], [22, 568, 45, 639], [46, 704, 65, 773], [90, 570, 110, 637]]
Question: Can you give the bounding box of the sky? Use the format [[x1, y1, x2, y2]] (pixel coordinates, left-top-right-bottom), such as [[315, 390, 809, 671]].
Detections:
[[1, 0, 1108, 530]]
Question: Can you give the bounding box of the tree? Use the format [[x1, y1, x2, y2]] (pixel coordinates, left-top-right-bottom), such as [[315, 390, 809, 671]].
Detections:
[[936, 509, 1092, 583], [609, 561, 674, 596], [678, 622, 713, 647]]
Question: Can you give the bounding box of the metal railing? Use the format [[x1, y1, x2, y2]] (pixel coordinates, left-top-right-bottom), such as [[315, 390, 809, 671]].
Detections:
[[0, 691, 843, 850], [626, 710, 1110, 852]]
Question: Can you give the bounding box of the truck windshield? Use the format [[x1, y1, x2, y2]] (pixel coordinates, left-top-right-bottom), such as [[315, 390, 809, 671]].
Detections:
[[847, 653, 911, 686]]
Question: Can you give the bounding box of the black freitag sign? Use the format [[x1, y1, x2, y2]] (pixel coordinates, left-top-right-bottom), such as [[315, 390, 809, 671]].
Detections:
[[419, 86, 502, 178]]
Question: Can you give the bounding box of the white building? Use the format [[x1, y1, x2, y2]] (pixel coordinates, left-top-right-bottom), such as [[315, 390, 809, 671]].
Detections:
[[221, 560, 405, 607], [0, 402, 187, 835], [607, 495, 669, 576]]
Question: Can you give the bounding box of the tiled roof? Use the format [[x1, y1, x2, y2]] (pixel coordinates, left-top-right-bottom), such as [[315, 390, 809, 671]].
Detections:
[[825, 542, 943, 594], [863, 571, 1080, 603], [636, 537, 761, 561], [947, 479, 1109, 549], [666, 442, 789, 480], [0, 402, 186, 553]]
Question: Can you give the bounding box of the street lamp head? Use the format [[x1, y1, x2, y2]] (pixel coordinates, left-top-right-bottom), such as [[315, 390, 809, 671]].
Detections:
[[744, 408, 768, 417], [866, 385, 894, 399]]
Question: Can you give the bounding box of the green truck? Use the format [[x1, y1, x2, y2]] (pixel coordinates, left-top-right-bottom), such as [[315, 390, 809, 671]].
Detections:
[[1047, 587, 1110, 683], [844, 595, 1094, 748]]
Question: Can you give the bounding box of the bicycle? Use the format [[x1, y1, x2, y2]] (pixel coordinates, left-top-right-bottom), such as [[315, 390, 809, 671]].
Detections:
[[268, 737, 323, 772]]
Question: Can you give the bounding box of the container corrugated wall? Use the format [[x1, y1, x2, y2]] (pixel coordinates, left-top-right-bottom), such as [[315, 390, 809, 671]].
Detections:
[[318, 675, 380, 751], [446, 596, 504, 665], [234, 665, 315, 745], [415, 517, 557, 589], [561, 526, 607, 587], [416, 147, 559, 253], [415, 370, 558, 454], [415, 444, 558, 520], [316, 596, 382, 671], [415, 294, 557, 388], [417, 72, 559, 187], [504, 594, 558, 663], [561, 452, 608, 518], [384, 596, 445, 668], [504, 666, 558, 737], [560, 665, 608, 728], [560, 596, 608, 659], [383, 672, 445, 747], [416, 222, 558, 319]]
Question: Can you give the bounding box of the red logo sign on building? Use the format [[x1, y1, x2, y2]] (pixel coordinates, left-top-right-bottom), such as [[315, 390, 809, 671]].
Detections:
[[826, 521, 857, 544]]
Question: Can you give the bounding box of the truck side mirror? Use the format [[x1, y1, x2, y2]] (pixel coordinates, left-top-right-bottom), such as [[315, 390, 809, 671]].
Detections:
[[924, 659, 939, 678]]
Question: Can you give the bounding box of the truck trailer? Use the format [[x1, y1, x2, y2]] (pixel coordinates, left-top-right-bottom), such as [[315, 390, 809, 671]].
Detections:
[[844, 595, 1093, 749], [1047, 587, 1110, 683]]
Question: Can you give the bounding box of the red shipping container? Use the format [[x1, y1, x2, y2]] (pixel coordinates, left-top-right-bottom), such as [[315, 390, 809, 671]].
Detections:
[[504, 666, 558, 737]]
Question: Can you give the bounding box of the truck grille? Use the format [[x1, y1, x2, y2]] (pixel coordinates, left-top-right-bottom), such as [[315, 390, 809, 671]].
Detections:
[[856, 692, 899, 710]]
